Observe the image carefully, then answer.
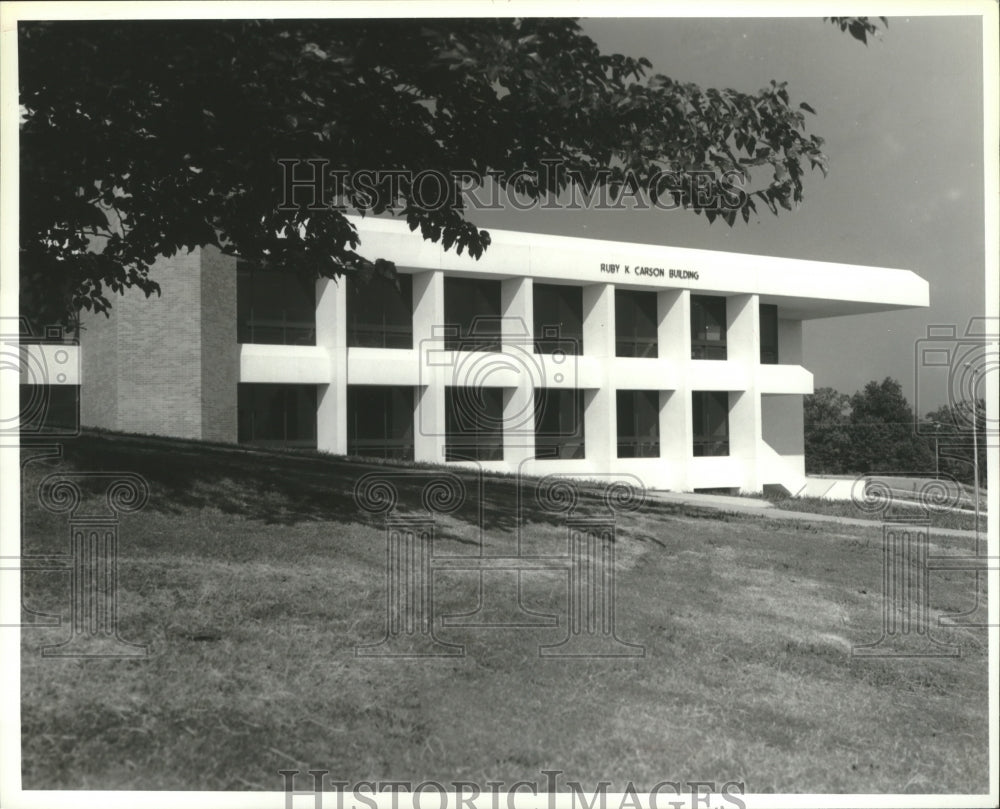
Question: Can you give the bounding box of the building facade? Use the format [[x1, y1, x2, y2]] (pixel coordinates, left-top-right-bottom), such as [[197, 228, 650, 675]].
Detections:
[[68, 217, 928, 493]]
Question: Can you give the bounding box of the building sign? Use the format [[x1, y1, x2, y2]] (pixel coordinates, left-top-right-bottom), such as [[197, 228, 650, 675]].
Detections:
[[599, 263, 700, 281]]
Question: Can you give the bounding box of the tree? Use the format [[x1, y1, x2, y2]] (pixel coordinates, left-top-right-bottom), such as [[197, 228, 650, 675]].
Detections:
[[847, 378, 933, 474], [922, 399, 988, 486], [18, 17, 884, 327], [803, 386, 852, 474]]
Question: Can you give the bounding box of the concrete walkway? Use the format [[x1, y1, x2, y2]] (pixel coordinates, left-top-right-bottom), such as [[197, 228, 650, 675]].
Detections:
[[644, 490, 982, 540]]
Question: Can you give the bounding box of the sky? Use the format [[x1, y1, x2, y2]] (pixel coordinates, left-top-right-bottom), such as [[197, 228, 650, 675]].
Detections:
[[467, 14, 988, 412]]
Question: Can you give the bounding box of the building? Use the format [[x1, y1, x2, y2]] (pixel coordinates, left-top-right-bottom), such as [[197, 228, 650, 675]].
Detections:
[[32, 217, 929, 494]]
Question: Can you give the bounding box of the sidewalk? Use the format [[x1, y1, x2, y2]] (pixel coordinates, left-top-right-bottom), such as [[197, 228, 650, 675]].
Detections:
[[644, 490, 981, 539]]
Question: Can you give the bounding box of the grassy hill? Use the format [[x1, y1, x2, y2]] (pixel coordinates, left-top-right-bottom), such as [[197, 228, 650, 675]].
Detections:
[[17, 431, 989, 792]]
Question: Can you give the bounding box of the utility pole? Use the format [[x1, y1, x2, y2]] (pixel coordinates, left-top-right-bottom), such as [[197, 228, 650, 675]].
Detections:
[[963, 363, 980, 548], [933, 420, 940, 480]]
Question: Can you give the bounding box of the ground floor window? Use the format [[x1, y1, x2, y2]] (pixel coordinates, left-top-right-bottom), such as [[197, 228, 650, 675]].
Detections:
[[347, 386, 414, 460], [445, 386, 503, 461], [238, 384, 317, 448], [616, 390, 660, 458], [692, 391, 730, 456], [534, 389, 585, 459], [19, 385, 79, 435]]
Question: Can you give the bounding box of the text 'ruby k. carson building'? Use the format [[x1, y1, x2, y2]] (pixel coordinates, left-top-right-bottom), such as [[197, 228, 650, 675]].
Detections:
[[70, 216, 928, 494]]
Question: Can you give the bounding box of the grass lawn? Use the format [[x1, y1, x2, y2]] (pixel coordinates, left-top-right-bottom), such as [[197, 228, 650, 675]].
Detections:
[[17, 432, 989, 793], [767, 496, 986, 533]]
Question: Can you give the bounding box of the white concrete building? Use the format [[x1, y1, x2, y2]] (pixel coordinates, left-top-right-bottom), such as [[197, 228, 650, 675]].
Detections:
[[28, 216, 929, 494]]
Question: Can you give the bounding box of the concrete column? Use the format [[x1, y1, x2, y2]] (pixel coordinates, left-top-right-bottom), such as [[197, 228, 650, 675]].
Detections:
[[316, 277, 347, 454], [727, 294, 762, 492], [413, 271, 447, 463], [582, 283, 616, 466], [501, 277, 535, 463], [658, 290, 691, 489]]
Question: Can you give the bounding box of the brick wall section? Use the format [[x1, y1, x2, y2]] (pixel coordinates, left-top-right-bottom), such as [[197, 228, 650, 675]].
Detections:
[[200, 246, 238, 442], [115, 250, 204, 438], [79, 246, 240, 441], [79, 299, 118, 430]]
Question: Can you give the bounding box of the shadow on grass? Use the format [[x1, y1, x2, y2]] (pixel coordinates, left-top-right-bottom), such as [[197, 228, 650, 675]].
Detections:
[[21, 431, 677, 533]]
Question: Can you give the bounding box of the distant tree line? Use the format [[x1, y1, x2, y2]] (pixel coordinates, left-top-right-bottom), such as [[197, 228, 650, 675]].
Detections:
[[803, 378, 988, 486]]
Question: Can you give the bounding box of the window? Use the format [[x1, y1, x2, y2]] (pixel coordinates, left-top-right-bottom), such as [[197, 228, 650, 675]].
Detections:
[[759, 303, 779, 364], [237, 262, 316, 345], [238, 384, 317, 447], [444, 278, 502, 352], [445, 387, 504, 461], [19, 385, 78, 434], [347, 274, 413, 349], [692, 391, 729, 456], [690, 295, 727, 360], [616, 390, 660, 458], [615, 290, 658, 358], [347, 386, 414, 460], [533, 284, 583, 355], [534, 389, 585, 459]]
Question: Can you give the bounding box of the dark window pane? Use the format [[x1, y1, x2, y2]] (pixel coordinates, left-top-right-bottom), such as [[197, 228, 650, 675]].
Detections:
[[534, 389, 585, 459], [347, 274, 413, 349], [690, 295, 727, 360], [445, 386, 503, 461], [444, 278, 502, 352], [692, 391, 730, 456], [615, 290, 658, 358], [237, 263, 316, 345], [237, 384, 317, 448], [760, 303, 779, 364], [616, 389, 660, 458], [347, 385, 415, 460], [533, 284, 583, 355], [19, 385, 79, 434]]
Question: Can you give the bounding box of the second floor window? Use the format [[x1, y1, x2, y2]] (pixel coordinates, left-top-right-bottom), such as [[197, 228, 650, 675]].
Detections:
[[690, 294, 727, 360], [237, 262, 316, 346], [759, 303, 779, 364], [615, 290, 658, 358], [534, 284, 583, 355], [444, 278, 502, 352], [347, 274, 413, 349]]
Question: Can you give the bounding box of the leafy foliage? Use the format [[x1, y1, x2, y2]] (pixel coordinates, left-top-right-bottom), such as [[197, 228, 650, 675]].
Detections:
[[847, 377, 933, 474], [803, 386, 852, 474], [802, 378, 986, 482], [825, 16, 888, 46], [922, 399, 989, 485], [20, 18, 845, 325]]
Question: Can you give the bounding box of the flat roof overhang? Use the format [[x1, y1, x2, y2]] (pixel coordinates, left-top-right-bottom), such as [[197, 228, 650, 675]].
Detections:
[[347, 216, 929, 320]]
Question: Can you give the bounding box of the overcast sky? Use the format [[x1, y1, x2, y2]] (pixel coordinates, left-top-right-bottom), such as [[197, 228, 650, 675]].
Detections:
[[469, 14, 986, 412]]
